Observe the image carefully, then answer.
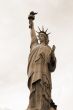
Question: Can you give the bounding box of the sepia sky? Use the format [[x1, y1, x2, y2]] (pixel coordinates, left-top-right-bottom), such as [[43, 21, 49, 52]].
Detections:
[[0, 0, 73, 110]]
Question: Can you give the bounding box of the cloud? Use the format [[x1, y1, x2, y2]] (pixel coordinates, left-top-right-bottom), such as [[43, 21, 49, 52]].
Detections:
[[0, 108, 11, 110]]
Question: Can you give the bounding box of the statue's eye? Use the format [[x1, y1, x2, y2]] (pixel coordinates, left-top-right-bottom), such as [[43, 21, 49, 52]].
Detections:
[[40, 35, 43, 37]]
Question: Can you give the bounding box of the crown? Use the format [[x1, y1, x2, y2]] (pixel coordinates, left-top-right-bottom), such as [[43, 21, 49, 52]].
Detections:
[[36, 26, 51, 38]]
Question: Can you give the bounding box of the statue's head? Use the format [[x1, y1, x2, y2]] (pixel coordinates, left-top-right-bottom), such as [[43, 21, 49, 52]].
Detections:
[[37, 27, 50, 45]]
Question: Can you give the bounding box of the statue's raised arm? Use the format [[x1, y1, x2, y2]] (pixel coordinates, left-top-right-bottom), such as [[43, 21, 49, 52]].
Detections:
[[28, 11, 38, 49]]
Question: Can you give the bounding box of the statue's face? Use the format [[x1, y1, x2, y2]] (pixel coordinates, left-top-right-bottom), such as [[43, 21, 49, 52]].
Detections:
[[39, 33, 46, 43]]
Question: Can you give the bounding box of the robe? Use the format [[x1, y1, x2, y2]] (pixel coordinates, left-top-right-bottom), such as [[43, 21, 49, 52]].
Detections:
[[27, 43, 56, 110]]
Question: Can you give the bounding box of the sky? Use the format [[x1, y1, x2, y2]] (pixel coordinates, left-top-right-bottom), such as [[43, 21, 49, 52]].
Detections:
[[0, 0, 73, 110]]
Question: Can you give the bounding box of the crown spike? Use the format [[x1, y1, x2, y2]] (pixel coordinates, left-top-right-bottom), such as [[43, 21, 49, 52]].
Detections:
[[45, 29, 48, 33], [47, 32, 51, 35], [38, 26, 41, 31], [42, 26, 44, 31], [36, 31, 39, 34]]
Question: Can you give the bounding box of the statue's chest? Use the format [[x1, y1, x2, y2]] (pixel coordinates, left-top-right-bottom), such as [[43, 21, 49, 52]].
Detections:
[[34, 45, 51, 64], [38, 45, 51, 56]]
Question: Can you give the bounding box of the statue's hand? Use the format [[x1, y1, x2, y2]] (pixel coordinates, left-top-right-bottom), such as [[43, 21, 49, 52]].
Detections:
[[51, 45, 56, 54], [49, 45, 56, 61], [29, 20, 33, 29], [50, 45, 55, 56]]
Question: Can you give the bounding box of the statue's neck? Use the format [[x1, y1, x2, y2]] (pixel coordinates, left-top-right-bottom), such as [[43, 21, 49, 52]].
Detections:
[[40, 42, 46, 46]]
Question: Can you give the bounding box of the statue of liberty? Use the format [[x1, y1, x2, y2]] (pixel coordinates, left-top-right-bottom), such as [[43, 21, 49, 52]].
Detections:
[[27, 11, 57, 110]]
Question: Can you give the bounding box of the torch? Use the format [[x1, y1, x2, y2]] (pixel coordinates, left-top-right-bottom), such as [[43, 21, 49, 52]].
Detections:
[[28, 11, 38, 28]]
